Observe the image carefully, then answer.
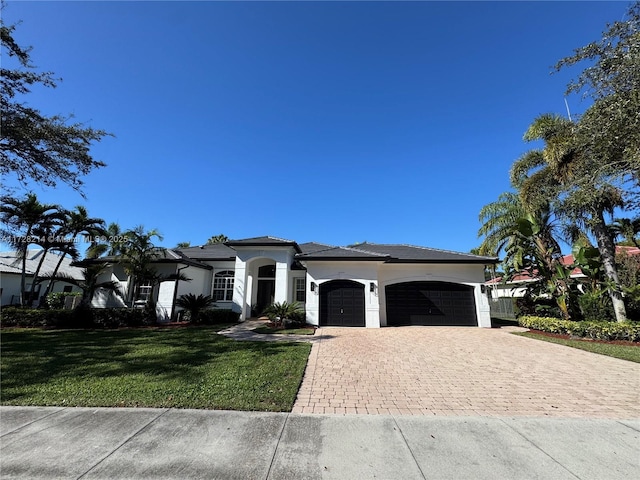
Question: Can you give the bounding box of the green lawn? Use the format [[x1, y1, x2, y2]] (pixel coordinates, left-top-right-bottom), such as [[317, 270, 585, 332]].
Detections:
[[0, 326, 311, 411], [514, 332, 640, 363], [253, 326, 316, 335]]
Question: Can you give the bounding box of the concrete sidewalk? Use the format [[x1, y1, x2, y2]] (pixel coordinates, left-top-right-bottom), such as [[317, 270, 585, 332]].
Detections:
[[1, 406, 638, 479]]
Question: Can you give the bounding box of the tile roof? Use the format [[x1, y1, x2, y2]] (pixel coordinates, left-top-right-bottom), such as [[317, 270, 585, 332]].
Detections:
[[296, 244, 389, 260], [296, 242, 496, 263], [0, 250, 84, 280], [225, 236, 302, 253], [175, 243, 237, 261], [354, 243, 498, 263]]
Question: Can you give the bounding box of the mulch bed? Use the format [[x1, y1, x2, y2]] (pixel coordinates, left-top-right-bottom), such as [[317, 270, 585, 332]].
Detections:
[[527, 329, 640, 347]]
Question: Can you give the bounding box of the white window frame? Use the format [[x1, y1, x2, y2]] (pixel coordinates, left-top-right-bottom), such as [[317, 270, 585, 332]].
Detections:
[[213, 270, 234, 302], [294, 277, 306, 303]]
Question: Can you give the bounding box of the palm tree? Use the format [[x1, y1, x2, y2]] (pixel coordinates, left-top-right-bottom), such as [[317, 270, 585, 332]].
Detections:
[[477, 192, 527, 257], [611, 217, 640, 248], [206, 234, 228, 245], [512, 113, 629, 322], [176, 241, 191, 248], [43, 263, 123, 311], [0, 194, 62, 306], [262, 301, 304, 328], [86, 222, 124, 258], [120, 226, 164, 305], [175, 293, 214, 323], [44, 205, 106, 298]]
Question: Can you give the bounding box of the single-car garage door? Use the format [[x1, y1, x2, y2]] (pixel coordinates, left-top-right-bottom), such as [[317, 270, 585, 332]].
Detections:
[[320, 280, 365, 326], [386, 281, 477, 326]]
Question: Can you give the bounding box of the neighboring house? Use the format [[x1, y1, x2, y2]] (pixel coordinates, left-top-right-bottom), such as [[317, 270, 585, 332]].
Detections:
[[81, 236, 498, 328], [0, 250, 83, 306], [485, 245, 640, 299]]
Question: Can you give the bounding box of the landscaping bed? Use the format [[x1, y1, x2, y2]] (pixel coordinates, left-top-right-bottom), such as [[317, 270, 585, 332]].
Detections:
[[0, 325, 311, 411], [253, 322, 316, 335]]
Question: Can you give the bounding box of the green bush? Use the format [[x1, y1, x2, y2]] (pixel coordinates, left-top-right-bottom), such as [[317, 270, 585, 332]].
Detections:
[[578, 292, 614, 322], [198, 309, 240, 325], [45, 291, 82, 309], [1, 307, 155, 329], [518, 315, 640, 342], [0, 307, 75, 328], [515, 296, 562, 318]]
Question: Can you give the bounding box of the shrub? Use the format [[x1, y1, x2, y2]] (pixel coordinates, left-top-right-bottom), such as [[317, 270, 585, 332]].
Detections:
[[175, 294, 215, 323], [0, 307, 155, 329], [0, 307, 74, 328], [262, 301, 304, 327], [578, 292, 614, 322], [514, 296, 562, 319], [198, 309, 240, 325], [518, 315, 640, 342], [45, 291, 82, 310]]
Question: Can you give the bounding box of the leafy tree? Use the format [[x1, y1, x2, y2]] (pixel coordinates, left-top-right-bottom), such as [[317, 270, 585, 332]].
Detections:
[[554, 2, 640, 202], [0, 13, 111, 192], [176, 241, 191, 248], [175, 293, 215, 323], [511, 113, 629, 322], [206, 234, 228, 245], [0, 193, 61, 305]]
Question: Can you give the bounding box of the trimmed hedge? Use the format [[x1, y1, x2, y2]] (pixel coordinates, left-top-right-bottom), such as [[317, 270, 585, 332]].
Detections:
[[518, 315, 640, 342], [1, 307, 154, 329], [198, 309, 241, 325]]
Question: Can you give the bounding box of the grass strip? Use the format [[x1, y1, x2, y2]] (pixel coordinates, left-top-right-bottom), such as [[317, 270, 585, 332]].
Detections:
[[514, 331, 640, 363]]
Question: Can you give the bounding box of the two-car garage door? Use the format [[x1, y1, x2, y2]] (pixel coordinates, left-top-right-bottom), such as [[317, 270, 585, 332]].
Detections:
[[385, 281, 477, 326]]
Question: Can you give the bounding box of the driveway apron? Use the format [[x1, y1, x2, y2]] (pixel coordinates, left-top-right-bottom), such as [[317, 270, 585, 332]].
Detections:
[[293, 327, 640, 417]]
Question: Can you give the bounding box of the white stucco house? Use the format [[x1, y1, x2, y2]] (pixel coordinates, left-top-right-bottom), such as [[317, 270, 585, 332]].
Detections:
[[0, 250, 83, 306], [81, 236, 498, 328]]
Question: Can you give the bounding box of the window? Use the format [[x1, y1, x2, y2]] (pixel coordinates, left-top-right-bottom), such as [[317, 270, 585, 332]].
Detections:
[[213, 270, 234, 301], [63, 286, 73, 293], [137, 283, 153, 302], [295, 277, 306, 303]]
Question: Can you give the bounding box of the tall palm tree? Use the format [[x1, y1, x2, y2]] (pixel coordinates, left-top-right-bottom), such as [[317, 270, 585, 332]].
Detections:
[[0, 194, 62, 306], [512, 113, 629, 322], [120, 225, 164, 304], [86, 222, 125, 258], [44, 205, 106, 298]]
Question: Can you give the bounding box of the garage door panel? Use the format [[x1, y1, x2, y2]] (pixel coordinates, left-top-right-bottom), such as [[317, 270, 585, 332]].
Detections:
[[320, 280, 365, 327], [386, 282, 477, 326]]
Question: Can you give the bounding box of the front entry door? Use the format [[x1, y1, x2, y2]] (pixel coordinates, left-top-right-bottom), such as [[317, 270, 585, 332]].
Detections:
[[256, 279, 275, 316]]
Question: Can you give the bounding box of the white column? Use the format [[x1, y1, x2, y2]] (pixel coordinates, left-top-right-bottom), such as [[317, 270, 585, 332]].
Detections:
[[232, 257, 248, 320], [274, 260, 290, 304]]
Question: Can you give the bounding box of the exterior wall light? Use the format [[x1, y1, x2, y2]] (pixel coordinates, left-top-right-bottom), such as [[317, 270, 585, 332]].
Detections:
[[310, 282, 317, 292], [370, 282, 376, 293]]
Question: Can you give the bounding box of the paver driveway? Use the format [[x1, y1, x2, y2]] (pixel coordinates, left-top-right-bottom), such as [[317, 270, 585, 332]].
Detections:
[[292, 327, 640, 417]]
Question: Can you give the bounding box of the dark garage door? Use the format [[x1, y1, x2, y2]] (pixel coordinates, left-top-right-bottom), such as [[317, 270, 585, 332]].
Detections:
[[386, 282, 477, 326], [320, 280, 365, 327]]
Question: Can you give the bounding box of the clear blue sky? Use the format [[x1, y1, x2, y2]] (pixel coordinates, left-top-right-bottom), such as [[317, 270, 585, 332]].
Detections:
[[1, 1, 627, 253]]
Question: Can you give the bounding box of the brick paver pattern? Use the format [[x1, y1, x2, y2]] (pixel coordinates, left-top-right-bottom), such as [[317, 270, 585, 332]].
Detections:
[[292, 327, 640, 417]]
